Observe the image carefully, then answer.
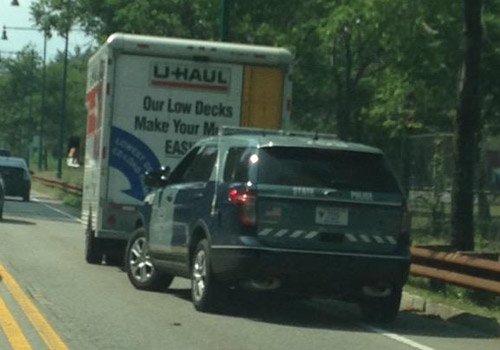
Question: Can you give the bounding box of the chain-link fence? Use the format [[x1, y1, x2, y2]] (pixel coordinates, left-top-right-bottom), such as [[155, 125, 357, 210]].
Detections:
[[386, 133, 500, 250]]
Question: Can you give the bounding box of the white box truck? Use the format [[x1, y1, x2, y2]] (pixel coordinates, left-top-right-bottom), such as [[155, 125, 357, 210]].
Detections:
[[82, 33, 293, 264]]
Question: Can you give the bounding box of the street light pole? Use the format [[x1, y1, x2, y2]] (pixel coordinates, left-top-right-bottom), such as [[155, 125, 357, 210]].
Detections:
[[38, 31, 48, 170], [220, 0, 229, 41], [56, 29, 69, 179]]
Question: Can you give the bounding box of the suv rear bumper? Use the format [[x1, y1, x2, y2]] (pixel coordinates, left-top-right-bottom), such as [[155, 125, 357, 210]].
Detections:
[[210, 246, 410, 297]]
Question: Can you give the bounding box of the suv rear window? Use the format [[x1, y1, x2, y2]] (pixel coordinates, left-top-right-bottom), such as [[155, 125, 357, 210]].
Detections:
[[223, 147, 255, 183], [256, 147, 400, 193], [0, 166, 25, 177]]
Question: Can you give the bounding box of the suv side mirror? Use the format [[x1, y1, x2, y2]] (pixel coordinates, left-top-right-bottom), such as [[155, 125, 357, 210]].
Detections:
[[144, 166, 171, 188]]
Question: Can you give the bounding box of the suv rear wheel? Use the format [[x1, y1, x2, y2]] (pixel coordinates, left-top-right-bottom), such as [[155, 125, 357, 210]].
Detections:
[[126, 228, 173, 291], [359, 285, 402, 323], [191, 239, 223, 312]]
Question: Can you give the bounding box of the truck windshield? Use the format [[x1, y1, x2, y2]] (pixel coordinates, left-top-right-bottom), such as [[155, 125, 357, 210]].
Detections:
[[257, 147, 401, 193]]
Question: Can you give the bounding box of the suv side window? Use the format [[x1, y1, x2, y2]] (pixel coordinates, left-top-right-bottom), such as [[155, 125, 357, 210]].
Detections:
[[223, 147, 256, 183], [168, 147, 200, 184], [171, 146, 218, 184]]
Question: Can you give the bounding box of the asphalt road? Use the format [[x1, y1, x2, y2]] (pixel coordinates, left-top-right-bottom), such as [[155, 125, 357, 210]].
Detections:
[[0, 193, 498, 350]]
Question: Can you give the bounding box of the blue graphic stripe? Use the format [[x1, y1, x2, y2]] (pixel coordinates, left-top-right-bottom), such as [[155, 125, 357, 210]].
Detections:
[[109, 127, 161, 201]]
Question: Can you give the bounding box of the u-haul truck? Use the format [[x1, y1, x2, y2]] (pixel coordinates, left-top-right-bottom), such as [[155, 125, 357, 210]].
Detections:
[[82, 33, 293, 264]]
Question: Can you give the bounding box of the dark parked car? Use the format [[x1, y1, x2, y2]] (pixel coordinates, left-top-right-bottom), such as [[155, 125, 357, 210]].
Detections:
[[0, 173, 4, 220], [124, 127, 411, 323], [0, 156, 31, 202]]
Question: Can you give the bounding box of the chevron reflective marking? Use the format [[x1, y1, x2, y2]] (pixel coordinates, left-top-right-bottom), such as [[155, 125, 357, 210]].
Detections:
[[258, 228, 273, 236], [275, 229, 289, 237], [304, 231, 319, 239], [386, 236, 397, 244], [346, 233, 358, 242], [360, 234, 371, 243], [290, 230, 304, 238], [373, 235, 385, 244]]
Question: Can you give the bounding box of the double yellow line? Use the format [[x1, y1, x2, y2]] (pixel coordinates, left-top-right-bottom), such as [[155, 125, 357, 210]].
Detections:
[[0, 264, 69, 350]]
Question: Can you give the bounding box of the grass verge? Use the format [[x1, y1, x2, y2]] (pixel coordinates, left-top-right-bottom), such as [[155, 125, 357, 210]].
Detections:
[[32, 180, 82, 209], [406, 276, 500, 322]]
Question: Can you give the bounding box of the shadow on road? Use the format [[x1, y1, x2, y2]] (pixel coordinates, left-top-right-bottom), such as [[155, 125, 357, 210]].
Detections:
[[167, 287, 498, 339], [2, 197, 80, 224], [167, 288, 192, 302], [0, 217, 36, 225]]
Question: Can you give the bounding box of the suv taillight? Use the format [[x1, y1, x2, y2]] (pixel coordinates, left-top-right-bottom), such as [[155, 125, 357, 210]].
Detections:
[[228, 188, 256, 226]]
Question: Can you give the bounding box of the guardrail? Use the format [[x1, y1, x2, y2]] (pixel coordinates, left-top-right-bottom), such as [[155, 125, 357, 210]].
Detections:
[[32, 175, 83, 196], [411, 247, 500, 294], [32, 175, 500, 294]]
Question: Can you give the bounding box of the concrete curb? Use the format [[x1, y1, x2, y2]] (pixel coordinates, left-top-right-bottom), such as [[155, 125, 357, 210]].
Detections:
[[401, 292, 500, 336]]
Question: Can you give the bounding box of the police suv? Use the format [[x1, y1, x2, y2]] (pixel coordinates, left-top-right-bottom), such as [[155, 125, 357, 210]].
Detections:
[[124, 127, 411, 323]]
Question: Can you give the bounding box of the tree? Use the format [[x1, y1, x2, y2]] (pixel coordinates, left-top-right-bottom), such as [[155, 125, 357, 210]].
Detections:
[[75, 0, 219, 40], [451, 0, 483, 251], [0, 48, 41, 158]]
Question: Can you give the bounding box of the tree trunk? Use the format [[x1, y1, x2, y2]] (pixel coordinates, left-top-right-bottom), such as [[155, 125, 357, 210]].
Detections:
[[476, 130, 491, 238], [451, 0, 483, 251]]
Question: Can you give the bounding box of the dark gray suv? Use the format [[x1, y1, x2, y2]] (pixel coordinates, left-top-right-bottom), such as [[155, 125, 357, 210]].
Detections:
[[125, 127, 411, 322], [0, 156, 31, 202]]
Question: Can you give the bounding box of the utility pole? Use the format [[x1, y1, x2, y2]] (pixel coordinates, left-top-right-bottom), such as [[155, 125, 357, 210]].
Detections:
[[39, 30, 49, 170], [57, 29, 69, 179]]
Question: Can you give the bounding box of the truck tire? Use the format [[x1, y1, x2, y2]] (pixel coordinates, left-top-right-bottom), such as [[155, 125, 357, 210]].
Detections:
[[359, 285, 402, 323], [85, 227, 102, 264], [125, 228, 173, 291], [191, 239, 224, 312]]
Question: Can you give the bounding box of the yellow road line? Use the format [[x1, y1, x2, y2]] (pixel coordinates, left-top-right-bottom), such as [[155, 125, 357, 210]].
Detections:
[[0, 293, 33, 350], [0, 265, 69, 350]]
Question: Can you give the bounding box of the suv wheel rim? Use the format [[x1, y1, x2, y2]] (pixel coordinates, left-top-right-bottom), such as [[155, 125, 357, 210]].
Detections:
[[129, 237, 154, 283], [192, 250, 207, 301]]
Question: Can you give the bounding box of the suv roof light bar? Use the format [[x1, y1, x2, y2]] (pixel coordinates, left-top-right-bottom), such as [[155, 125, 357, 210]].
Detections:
[[218, 126, 339, 141]]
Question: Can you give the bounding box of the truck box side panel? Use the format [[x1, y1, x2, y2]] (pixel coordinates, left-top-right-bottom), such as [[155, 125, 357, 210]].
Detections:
[[82, 50, 109, 231]]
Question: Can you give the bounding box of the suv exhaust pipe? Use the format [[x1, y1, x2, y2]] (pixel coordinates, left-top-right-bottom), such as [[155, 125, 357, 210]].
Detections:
[[362, 283, 392, 297], [241, 278, 281, 291]]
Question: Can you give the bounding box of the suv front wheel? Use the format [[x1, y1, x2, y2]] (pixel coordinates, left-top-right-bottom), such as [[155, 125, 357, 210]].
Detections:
[[126, 228, 173, 291]]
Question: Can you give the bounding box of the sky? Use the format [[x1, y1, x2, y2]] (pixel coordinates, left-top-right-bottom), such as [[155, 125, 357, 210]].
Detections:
[[0, 0, 95, 61]]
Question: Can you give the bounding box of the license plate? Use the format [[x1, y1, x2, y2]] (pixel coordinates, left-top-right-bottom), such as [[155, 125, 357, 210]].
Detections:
[[315, 207, 348, 226]]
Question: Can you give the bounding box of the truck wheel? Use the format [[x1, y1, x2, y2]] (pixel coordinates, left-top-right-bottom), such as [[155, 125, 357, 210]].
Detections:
[[359, 286, 402, 323], [126, 228, 173, 291], [191, 239, 223, 312], [85, 227, 102, 264]]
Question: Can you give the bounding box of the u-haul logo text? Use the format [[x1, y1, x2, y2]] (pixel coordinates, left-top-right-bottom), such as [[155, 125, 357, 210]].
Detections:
[[151, 62, 231, 93]]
